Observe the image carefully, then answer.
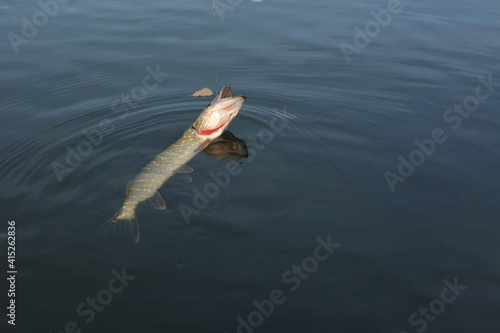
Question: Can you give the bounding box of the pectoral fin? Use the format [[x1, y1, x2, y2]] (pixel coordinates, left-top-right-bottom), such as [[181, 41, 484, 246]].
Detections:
[[175, 165, 194, 183], [175, 165, 193, 173], [142, 191, 167, 210], [179, 173, 193, 183]]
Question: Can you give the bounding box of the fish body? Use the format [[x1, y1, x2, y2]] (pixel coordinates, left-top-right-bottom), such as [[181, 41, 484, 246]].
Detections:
[[116, 127, 201, 221], [99, 86, 246, 243]]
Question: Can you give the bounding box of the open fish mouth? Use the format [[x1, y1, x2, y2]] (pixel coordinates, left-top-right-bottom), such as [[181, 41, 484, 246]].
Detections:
[[192, 87, 246, 138], [218, 86, 233, 99], [198, 97, 245, 135]]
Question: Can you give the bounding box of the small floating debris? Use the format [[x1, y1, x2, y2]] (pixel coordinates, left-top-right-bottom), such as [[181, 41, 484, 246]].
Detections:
[[192, 88, 213, 97]]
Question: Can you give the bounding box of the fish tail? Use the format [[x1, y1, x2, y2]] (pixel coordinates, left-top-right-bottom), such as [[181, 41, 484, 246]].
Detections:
[[97, 212, 140, 244]]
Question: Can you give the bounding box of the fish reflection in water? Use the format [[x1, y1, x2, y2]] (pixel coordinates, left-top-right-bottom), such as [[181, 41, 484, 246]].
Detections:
[[203, 131, 248, 162]]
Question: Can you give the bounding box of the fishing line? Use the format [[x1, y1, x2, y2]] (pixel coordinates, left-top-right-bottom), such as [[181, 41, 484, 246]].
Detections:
[[217, 161, 226, 212], [212, 0, 219, 92]]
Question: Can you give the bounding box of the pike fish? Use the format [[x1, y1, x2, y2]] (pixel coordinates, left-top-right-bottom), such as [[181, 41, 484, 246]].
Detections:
[[98, 86, 246, 243]]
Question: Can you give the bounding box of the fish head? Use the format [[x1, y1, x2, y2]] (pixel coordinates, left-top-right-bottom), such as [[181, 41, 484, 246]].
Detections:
[[192, 86, 246, 140]]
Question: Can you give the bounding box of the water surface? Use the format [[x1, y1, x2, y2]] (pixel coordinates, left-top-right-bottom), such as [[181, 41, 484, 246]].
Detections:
[[1, 0, 500, 332]]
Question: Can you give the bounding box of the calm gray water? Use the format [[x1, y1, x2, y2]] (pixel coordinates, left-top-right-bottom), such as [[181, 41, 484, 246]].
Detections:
[[1, 0, 500, 332]]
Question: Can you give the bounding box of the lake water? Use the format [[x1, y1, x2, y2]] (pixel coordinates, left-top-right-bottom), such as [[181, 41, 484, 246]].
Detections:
[[1, 0, 500, 332]]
